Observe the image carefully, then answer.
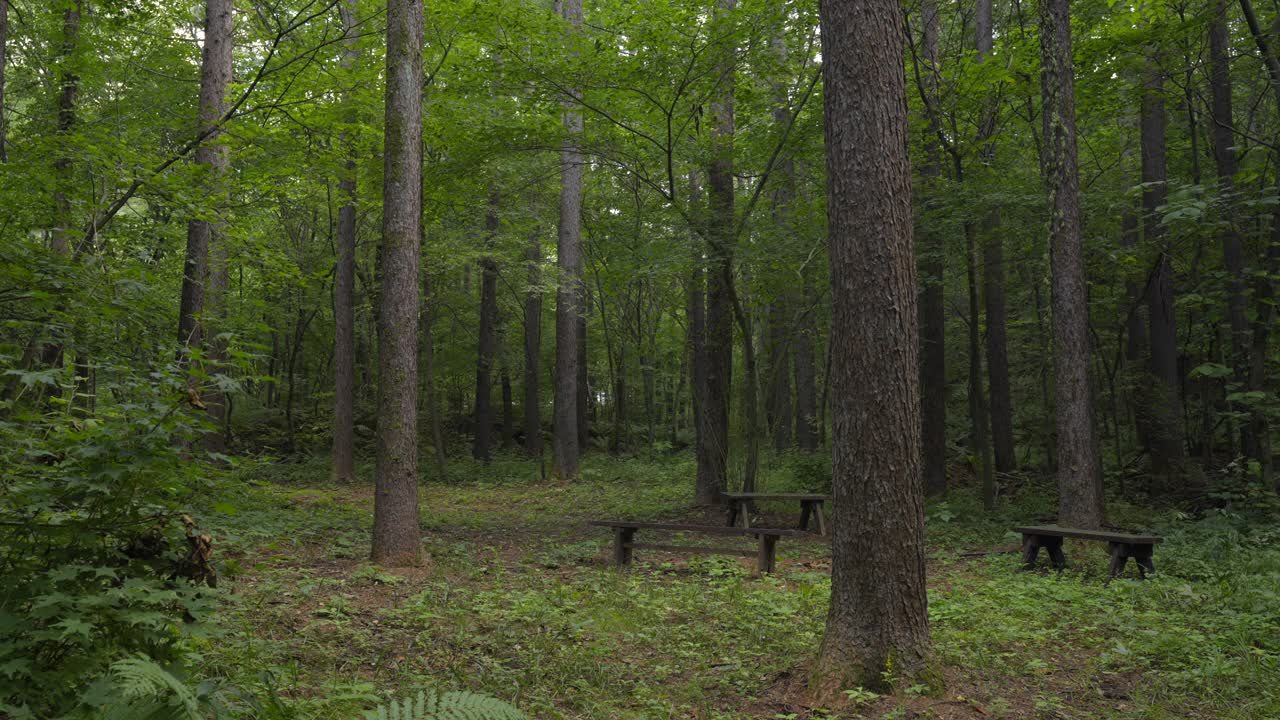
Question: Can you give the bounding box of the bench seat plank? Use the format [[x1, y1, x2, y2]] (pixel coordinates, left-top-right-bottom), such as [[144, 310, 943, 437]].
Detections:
[[626, 543, 756, 557], [722, 493, 830, 501], [590, 520, 807, 537], [1015, 524, 1162, 544]]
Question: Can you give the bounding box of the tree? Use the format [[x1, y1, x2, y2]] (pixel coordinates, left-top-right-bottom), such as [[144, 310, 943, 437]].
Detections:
[[917, 0, 947, 496], [0, 0, 7, 163], [176, 0, 233, 448], [552, 0, 584, 480], [333, 0, 359, 483], [813, 0, 930, 693], [371, 0, 423, 566], [474, 196, 499, 462], [1039, 0, 1103, 528], [523, 226, 544, 459]]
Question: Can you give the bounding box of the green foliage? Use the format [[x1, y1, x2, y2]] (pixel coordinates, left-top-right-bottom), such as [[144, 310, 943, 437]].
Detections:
[[0, 363, 218, 718], [363, 690, 525, 720]]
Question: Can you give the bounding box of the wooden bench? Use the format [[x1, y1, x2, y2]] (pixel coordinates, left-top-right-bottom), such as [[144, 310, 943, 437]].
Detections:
[[723, 493, 831, 536], [590, 521, 807, 574], [1015, 525, 1163, 579]]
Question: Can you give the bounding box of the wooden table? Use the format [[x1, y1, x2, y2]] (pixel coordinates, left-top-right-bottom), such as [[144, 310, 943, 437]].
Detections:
[[723, 493, 831, 536], [1015, 524, 1163, 579]]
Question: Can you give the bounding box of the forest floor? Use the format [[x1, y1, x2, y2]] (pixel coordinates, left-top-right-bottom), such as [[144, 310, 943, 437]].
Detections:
[[191, 452, 1280, 720]]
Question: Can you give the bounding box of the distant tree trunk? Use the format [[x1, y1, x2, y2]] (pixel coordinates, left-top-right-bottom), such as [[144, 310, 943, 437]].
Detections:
[[1040, 0, 1104, 528], [612, 340, 626, 453], [698, 0, 735, 504], [552, 0, 584, 479], [177, 0, 233, 449], [766, 309, 792, 451], [578, 285, 590, 450], [767, 33, 794, 453], [422, 272, 448, 482], [333, 0, 359, 483], [474, 199, 499, 462], [918, 0, 947, 496], [1208, 0, 1249, 457], [793, 272, 818, 451], [1238, 0, 1280, 489], [1140, 48, 1185, 489], [812, 0, 929, 692], [501, 364, 514, 449], [370, 0, 423, 566], [973, 0, 1014, 475], [524, 227, 543, 458], [0, 0, 8, 163], [966, 220, 996, 509], [41, 2, 81, 383]]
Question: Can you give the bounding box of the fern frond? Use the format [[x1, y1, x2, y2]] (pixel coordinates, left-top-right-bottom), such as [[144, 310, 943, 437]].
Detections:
[[103, 655, 200, 720], [363, 689, 525, 720]]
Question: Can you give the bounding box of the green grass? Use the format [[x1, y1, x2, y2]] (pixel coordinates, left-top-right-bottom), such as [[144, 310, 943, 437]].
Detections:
[[189, 451, 1280, 719]]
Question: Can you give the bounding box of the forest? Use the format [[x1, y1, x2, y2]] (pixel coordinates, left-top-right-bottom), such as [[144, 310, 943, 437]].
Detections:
[[1, 0, 1279, 717]]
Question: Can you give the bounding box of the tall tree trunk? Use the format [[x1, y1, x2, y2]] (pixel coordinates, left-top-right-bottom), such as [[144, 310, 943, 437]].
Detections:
[[812, 0, 929, 692], [0, 0, 8, 163], [1122, 201, 1152, 459], [474, 198, 499, 462], [1238, 0, 1280, 489], [1039, 0, 1104, 528], [370, 0, 423, 566], [501, 364, 514, 449], [1141, 48, 1185, 489], [423, 272, 449, 482], [1208, 0, 1249, 457], [967, 220, 996, 509], [578, 286, 590, 450], [976, 0, 1015, 474], [919, 0, 947, 496], [766, 33, 794, 453], [793, 271, 818, 451], [333, 0, 359, 483], [524, 227, 544, 458], [698, 0, 735, 505], [178, 0, 233, 447], [552, 0, 584, 479]]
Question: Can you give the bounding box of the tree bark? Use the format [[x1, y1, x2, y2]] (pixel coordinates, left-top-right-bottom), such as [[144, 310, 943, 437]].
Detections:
[[918, 0, 947, 496], [1039, 0, 1104, 528], [812, 0, 930, 694], [766, 35, 795, 453], [1140, 48, 1185, 489], [474, 198, 499, 462], [370, 0, 423, 566], [552, 0, 584, 479], [177, 0, 233, 450], [698, 0, 736, 504], [967, 220, 996, 509], [793, 271, 818, 451], [578, 286, 590, 450], [524, 227, 544, 457], [0, 0, 8, 163], [333, 0, 359, 483]]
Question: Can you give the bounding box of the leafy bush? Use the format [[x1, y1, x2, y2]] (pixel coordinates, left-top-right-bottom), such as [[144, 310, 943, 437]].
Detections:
[[0, 363, 219, 718]]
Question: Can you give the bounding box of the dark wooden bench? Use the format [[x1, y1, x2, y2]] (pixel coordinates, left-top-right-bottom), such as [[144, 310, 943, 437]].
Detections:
[[1016, 525, 1163, 579], [590, 521, 807, 574], [723, 493, 831, 536]]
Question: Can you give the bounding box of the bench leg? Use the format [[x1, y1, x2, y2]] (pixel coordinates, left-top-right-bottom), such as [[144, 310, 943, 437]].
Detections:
[[613, 527, 635, 567], [815, 502, 828, 536], [757, 535, 777, 574], [1044, 536, 1067, 571], [1021, 534, 1042, 570], [798, 501, 812, 531], [1107, 542, 1129, 579], [726, 503, 739, 528], [1136, 555, 1155, 578]]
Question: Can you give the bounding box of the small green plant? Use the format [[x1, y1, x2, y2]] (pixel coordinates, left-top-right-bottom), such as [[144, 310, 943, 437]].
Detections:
[[843, 686, 880, 705], [363, 689, 525, 720]]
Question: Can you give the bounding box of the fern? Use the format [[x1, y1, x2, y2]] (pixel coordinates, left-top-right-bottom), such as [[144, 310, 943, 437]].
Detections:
[[87, 655, 201, 720], [363, 690, 526, 720]]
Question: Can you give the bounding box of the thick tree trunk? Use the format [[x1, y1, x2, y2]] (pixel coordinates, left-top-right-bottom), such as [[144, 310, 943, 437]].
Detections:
[[474, 200, 499, 462], [1039, 0, 1104, 528], [812, 0, 929, 694], [552, 0, 584, 479], [699, 0, 736, 504], [524, 228, 543, 457], [333, 0, 359, 483], [919, 0, 947, 495], [370, 0, 423, 566], [1141, 55, 1185, 489]]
